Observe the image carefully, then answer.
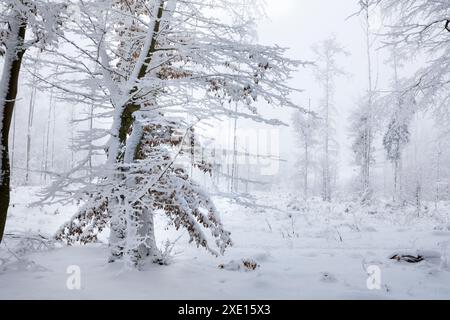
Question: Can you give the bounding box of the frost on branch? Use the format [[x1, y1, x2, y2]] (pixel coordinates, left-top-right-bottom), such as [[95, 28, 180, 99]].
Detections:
[[55, 196, 108, 245], [376, 0, 450, 116], [39, 0, 301, 268], [55, 113, 232, 266]]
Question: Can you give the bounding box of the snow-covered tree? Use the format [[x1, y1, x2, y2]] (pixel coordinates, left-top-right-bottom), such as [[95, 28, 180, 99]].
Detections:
[[383, 115, 410, 201], [366, 0, 449, 203], [376, 0, 449, 122], [0, 0, 65, 243], [291, 100, 319, 200], [381, 47, 413, 203], [39, 0, 305, 268], [312, 36, 348, 202], [350, 0, 378, 202], [350, 95, 376, 201]]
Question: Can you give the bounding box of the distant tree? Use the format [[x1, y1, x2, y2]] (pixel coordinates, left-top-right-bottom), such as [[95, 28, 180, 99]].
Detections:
[[350, 95, 377, 202], [381, 47, 413, 203], [383, 115, 410, 201], [25, 56, 39, 185], [292, 99, 319, 200], [350, 0, 377, 202], [312, 36, 348, 202]]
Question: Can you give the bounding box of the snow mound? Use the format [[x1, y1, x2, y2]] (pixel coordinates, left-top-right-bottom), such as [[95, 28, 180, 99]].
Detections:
[[219, 258, 260, 272]]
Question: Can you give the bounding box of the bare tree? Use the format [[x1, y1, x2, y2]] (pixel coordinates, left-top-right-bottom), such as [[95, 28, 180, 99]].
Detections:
[[25, 57, 39, 184], [349, 0, 378, 202], [292, 99, 319, 200], [312, 36, 348, 202]]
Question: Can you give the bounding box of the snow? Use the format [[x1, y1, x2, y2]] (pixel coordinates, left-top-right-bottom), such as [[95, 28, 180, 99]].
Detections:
[[1, 186, 450, 299]]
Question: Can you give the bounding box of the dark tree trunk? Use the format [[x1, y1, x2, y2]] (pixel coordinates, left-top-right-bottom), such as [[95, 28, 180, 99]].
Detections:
[[0, 20, 27, 243]]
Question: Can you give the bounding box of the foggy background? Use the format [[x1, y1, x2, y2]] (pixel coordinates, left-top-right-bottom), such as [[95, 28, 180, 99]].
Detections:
[[7, 0, 447, 201]]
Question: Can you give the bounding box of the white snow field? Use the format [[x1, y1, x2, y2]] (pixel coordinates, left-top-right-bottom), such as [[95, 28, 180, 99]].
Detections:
[[1, 186, 450, 299]]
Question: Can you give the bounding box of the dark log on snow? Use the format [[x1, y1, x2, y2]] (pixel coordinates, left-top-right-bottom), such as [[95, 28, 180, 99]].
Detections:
[[390, 254, 424, 263]]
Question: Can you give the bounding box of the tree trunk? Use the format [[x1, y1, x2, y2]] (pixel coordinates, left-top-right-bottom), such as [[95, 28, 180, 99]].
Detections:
[[304, 140, 308, 200], [10, 108, 16, 181], [0, 18, 27, 243], [108, 0, 165, 263], [323, 69, 331, 202], [44, 86, 54, 182], [88, 102, 94, 179], [137, 208, 160, 262], [231, 102, 238, 193], [358, 2, 374, 203], [304, 99, 311, 200], [25, 60, 38, 184]]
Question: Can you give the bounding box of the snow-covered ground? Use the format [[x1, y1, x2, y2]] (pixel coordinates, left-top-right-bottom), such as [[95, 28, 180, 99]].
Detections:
[[1, 187, 450, 299]]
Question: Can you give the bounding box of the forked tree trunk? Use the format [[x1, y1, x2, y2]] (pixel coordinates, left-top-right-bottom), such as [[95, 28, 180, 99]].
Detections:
[[0, 18, 27, 243], [108, 0, 165, 264]]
